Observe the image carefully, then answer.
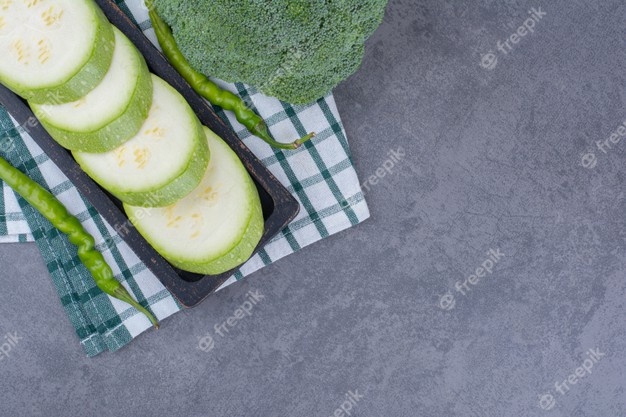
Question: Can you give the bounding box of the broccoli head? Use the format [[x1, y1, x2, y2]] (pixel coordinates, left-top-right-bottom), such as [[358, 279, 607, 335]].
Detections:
[[154, 0, 388, 104]]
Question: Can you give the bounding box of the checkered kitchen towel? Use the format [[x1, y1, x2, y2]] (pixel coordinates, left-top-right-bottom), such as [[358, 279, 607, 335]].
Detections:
[[0, 1, 369, 356]]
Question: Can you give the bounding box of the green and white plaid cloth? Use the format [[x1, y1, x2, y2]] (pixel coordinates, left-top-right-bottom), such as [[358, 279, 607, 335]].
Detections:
[[0, 1, 369, 356]]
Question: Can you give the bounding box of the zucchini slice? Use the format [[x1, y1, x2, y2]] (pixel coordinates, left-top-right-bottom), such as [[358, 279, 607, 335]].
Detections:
[[124, 127, 264, 275], [73, 75, 209, 207], [31, 27, 152, 152], [0, 0, 115, 103]]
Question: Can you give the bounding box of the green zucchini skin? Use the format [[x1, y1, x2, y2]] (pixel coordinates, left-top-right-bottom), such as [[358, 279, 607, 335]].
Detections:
[[73, 75, 211, 208], [170, 194, 264, 275], [17, 4, 116, 104], [111, 121, 210, 207], [124, 127, 264, 275], [74, 118, 209, 207], [31, 32, 153, 153]]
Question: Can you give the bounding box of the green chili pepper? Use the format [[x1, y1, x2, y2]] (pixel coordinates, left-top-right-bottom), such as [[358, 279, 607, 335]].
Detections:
[[0, 156, 159, 328], [145, 0, 315, 150]]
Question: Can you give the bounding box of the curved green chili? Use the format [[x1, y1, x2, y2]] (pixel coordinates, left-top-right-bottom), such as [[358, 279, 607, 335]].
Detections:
[[145, 0, 314, 150], [0, 156, 159, 328]]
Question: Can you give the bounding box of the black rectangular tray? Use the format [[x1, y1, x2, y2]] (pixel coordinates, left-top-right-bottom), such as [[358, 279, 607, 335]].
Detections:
[[0, 0, 299, 307]]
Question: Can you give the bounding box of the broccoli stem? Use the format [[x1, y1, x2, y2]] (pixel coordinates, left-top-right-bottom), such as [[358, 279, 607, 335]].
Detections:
[[145, 0, 315, 150]]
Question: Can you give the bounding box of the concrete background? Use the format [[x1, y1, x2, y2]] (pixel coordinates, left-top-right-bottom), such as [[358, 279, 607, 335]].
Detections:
[[1, 0, 625, 416]]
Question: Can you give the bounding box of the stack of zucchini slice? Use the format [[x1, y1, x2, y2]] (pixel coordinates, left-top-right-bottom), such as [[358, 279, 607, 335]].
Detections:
[[0, 0, 264, 275]]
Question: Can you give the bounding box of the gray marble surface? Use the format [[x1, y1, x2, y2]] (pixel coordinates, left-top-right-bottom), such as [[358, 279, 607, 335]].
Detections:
[[1, 0, 625, 416]]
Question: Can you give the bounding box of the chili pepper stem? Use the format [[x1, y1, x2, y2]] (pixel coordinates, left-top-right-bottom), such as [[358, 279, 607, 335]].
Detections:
[[112, 286, 160, 329], [252, 122, 315, 150], [295, 132, 316, 147]]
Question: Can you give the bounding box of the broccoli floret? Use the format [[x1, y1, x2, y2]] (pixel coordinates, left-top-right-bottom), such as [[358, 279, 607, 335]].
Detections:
[[154, 0, 388, 104]]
